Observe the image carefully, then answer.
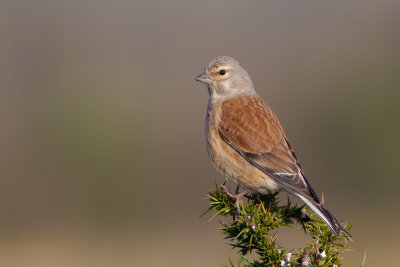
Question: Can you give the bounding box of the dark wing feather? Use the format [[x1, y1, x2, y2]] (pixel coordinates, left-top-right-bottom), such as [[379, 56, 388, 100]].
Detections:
[[218, 95, 320, 203], [218, 95, 351, 237]]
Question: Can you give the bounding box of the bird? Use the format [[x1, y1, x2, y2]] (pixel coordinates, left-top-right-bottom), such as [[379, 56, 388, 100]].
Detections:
[[195, 56, 351, 237]]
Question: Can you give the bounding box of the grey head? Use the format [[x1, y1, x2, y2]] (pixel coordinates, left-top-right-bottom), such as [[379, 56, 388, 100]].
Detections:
[[195, 56, 256, 99]]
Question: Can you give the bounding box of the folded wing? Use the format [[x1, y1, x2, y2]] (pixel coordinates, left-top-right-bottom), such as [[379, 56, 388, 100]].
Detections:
[[218, 95, 350, 236], [218, 95, 319, 202]]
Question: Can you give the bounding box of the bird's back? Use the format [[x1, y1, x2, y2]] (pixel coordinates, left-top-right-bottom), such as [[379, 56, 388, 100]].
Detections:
[[205, 95, 281, 193]]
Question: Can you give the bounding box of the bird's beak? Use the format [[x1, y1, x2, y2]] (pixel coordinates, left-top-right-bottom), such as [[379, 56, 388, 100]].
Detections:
[[195, 72, 212, 85]]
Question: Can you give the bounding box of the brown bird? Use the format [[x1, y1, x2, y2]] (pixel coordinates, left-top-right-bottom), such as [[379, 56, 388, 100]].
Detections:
[[195, 56, 351, 237]]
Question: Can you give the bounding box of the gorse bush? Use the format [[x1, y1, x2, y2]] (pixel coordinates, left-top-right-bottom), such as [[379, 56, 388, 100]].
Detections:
[[201, 184, 365, 267]]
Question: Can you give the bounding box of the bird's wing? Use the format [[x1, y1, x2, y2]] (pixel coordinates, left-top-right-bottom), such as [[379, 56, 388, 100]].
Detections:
[[218, 95, 320, 203]]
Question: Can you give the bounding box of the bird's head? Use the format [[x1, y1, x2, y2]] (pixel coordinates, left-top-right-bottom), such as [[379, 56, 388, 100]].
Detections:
[[195, 56, 255, 99]]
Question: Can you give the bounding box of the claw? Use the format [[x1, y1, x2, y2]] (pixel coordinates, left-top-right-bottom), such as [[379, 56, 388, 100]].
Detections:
[[221, 185, 252, 215]]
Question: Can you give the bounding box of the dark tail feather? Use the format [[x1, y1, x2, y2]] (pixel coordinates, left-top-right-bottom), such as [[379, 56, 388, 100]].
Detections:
[[317, 203, 352, 237], [296, 193, 352, 237]]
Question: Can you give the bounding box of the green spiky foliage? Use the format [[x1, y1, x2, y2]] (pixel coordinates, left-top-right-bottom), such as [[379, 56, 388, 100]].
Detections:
[[201, 184, 365, 267]]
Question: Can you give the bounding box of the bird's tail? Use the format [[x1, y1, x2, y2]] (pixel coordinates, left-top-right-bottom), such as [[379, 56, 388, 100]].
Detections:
[[296, 194, 352, 237]]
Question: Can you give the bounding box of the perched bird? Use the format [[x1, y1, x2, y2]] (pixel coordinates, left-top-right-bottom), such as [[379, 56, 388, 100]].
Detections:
[[195, 56, 351, 237]]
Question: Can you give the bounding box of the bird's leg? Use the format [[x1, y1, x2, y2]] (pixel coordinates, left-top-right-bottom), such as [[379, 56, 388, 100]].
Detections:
[[221, 185, 252, 215]]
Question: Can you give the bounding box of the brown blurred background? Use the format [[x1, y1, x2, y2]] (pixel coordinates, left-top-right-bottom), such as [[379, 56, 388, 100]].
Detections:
[[0, 0, 399, 266]]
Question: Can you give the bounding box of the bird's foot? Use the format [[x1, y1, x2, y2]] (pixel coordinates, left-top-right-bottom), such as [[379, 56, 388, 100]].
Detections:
[[221, 185, 252, 216]]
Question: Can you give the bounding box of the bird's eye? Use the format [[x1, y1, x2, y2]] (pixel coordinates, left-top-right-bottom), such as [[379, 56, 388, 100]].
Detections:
[[219, 70, 226, 75]]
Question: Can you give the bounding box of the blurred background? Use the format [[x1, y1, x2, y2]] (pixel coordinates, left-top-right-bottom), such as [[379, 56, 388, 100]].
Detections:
[[0, 0, 399, 266]]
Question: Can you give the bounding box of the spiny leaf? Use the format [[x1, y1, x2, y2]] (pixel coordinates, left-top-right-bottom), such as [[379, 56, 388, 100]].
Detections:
[[201, 184, 362, 266]]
